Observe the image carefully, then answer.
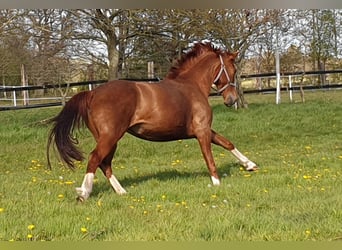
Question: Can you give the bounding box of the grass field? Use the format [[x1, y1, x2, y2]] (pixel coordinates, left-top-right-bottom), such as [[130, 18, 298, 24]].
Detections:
[[0, 91, 341, 241]]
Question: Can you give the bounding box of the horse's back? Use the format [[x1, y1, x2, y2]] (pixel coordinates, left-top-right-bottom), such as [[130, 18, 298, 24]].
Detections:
[[86, 79, 210, 141]]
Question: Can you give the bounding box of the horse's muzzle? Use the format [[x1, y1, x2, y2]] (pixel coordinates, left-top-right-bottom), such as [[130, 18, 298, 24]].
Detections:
[[224, 95, 237, 107]]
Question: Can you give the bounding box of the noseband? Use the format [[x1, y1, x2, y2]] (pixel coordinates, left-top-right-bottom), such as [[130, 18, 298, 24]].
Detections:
[[212, 55, 236, 94]]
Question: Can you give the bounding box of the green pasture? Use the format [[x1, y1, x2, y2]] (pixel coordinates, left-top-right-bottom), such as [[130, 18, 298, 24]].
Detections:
[[0, 91, 341, 241]]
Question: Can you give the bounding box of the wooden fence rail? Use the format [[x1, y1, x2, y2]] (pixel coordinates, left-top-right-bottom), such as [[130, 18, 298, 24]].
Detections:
[[0, 71, 341, 111]]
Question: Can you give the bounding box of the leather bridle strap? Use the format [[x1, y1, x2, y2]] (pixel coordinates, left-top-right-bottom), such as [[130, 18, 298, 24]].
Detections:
[[212, 55, 236, 94]]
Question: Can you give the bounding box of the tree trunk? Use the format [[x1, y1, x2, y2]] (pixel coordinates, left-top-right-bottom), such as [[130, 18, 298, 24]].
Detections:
[[107, 37, 119, 80], [299, 74, 305, 103], [235, 63, 248, 108], [236, 81, 248, 108]]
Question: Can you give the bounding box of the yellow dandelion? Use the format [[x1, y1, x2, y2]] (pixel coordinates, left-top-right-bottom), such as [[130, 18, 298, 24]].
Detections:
[[27, 224, 35, 230], [86, 217, 91, 221], [64, 181, 74, 185], [81, 227, 88, 233], [27, 234, 33, 240], [143, 210, 148, 215], [305, 230, 311, 235], [57, 194, 64, 199], [244, 174, 251, 178], [161, 194, 166, 200], [338, 155, 342, 159], [0, 208, 4, 213], [305, 146, 312, 150], [211, 194, 217, 199]]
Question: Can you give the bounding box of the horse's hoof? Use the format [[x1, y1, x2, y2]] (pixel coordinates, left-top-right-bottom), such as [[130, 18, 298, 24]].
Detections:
[[76, 196, 85, 203], [117, 189, 127, 195], [247, 166, 259, 171]]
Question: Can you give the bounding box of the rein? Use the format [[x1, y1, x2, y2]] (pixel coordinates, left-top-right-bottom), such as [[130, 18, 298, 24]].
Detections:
[[212, 55, 236, 94]]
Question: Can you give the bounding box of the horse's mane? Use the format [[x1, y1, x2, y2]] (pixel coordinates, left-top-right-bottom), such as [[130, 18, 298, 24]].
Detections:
[[166, 42, 223, 79]]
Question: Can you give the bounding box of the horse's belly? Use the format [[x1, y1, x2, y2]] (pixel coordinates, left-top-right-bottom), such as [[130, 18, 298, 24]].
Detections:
[[128, 123, 191, 142]]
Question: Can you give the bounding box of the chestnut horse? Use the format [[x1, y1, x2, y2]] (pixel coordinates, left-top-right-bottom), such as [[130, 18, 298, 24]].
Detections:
[[47, 42, 258, 201]]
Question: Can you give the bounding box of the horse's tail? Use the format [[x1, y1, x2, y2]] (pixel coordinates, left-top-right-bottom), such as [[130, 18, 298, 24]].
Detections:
[[47, 91, 92, 169]]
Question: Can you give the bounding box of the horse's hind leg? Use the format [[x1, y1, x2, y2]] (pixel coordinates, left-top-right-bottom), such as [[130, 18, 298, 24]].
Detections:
[[76, 138, 123, 201], [76, 172, 95, 202], [211, 130, 258, 171], [76, 173, 94, 202], [99, 144, 127, 195]]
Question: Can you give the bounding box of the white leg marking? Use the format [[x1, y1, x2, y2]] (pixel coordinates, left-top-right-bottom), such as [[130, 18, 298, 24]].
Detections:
[[211, 176, 221, 186], [230, 148, 258, 171], [109, 175, 127, 195], [75, 173, 94, 200]]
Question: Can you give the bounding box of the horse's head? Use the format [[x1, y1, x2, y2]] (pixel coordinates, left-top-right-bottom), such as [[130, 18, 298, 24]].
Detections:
[[213, 51, 239, 107], [166, 42, 239, 107]]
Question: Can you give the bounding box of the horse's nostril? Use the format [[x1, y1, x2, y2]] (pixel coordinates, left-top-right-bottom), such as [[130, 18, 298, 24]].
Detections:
[[224, 101, 233, 107], [224, 96, 236, 107]]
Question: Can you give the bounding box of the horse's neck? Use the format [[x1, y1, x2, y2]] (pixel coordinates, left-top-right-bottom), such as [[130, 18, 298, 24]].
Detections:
[[177, 56, 218, 96]]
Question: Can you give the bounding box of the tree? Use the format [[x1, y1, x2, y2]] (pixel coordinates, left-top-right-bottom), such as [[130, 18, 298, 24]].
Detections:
[[69, 9, 133, 80], [309, 9, 340, 84], [205, 9, 289, 107], [122, 9, 209, 78], [281, 45, 304, 72], [0, 10, 31, 85], [24, 9, 75, 85]]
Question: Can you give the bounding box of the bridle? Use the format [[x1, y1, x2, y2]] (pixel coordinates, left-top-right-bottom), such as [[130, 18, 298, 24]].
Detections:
[[212, 55, 237, 94]]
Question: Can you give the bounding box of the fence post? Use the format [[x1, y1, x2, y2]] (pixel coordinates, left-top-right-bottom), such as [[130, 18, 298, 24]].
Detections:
[[12, 88, 17, 106], [148, 61, 154, 79], [289, 75, 293, 102], [275, 50, 281, 104], [21, 64, 29, 106]]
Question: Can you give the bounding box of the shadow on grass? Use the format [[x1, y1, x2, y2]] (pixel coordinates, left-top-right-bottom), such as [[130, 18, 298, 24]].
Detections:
[[90, 162, 240, 196]]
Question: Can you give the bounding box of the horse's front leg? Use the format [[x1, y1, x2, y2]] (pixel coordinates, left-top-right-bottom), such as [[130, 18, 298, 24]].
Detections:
[[211, 130, 258, 171], [196, 133, 221, 186]]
